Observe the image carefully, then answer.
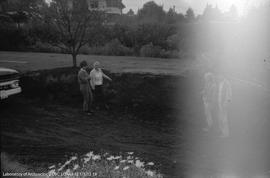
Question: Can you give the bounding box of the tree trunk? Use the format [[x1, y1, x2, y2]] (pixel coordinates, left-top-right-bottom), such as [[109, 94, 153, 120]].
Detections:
[[72, 53, 77, 67]]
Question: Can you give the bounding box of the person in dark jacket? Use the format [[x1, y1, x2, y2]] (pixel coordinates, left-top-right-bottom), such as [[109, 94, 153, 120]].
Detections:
[[78, 60, 93, 115]]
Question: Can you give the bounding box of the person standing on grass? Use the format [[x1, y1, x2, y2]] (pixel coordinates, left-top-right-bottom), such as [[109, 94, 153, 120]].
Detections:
[[202, 72, 218, 132], [90, 61, 112, 109], [78, 60, 93, 115], [218, 74, 232, 138]]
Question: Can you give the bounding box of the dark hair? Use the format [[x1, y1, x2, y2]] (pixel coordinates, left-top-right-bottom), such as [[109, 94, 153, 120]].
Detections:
[[80, 60, 88, 68]]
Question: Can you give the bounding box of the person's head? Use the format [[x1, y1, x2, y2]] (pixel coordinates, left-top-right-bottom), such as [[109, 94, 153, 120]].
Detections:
[[80, 60, 88, 69], [204, 72, 215, 83], [93, 61, 100, 70]]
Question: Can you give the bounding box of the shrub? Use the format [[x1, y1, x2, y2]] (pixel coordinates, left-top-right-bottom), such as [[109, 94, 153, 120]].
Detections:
[[0, 27, 32, 51], [79, 40, 134, 56], [166, 34, 181, 50], [159, 49, 180, 58], [31, 41, 62, 53], [139, 43, 162, 58], [140, 43, 183, 58], [79, 45, 93, 55], [135, 23, 177, 49], [103, 39, 133, 56]]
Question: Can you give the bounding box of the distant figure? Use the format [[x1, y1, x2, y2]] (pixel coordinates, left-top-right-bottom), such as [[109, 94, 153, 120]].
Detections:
[[90, 61, 112, 109], [202, 72, 218, 132], [78, 60, 93, 115], [218, 75, 232, 138], [264, 59, 270, 70]]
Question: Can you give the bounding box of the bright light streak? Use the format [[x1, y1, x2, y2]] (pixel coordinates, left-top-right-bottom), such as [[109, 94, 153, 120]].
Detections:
[[202, 0, 269, 16]]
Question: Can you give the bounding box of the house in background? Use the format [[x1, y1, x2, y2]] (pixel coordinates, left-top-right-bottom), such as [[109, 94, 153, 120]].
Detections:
[[66, 0, 125, 15], [86, 0, 125, 15]]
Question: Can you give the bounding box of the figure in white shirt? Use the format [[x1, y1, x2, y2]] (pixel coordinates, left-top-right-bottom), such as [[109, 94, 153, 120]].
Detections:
[[202, 72, 218, 132], [218, 75, 232, 137], [90, 61, 112, 109]]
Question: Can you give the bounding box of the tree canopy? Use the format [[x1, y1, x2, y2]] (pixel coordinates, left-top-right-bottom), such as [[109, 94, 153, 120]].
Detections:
[[45, 0, 104, 67]]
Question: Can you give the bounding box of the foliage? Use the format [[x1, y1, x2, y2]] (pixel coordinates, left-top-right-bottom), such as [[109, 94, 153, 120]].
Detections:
[[30, 41, 62, 53], [80, 39, 133, 56], [102, 39, 133, 56], [137, 1, 166, 23], [135, 23, 176, 49], [0, 0, 269, 61], [0, 26, 33, 51], [185, 8, 195, 22], [140, 43, 162, 58], [44, 0, 105, 67]]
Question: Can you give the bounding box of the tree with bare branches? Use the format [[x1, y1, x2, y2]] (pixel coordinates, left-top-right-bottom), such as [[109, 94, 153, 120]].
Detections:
[[46, 0, 104, 67]]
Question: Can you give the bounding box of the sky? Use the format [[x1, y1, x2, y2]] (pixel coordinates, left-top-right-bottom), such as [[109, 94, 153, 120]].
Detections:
[[122, 0, 269, 15]]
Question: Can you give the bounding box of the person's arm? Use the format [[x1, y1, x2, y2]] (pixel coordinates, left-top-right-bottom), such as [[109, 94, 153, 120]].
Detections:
[[218, 83, 224, 108], [226, 81, 232, 102], [102, 71, 112, 81]]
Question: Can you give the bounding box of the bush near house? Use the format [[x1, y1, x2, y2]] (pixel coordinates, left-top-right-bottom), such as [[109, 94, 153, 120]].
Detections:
[[79, 39, 133, 56]]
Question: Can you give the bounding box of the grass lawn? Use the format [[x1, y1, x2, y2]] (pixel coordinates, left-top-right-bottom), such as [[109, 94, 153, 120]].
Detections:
[[0, 51, 192, 75]]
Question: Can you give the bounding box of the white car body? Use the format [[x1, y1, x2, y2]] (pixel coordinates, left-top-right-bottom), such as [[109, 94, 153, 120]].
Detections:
[[0, 67, 22, 100]]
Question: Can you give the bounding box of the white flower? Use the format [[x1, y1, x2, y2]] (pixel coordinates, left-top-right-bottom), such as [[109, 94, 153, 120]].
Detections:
[[107, 155, 121, 161], [120, 160, 126, 163], [107, 156, 114, 161], [84, 157, 91, 163], [113, 156, 121, 160], [58, 156, 77, 171], [123, 166, 129, 171], [114, 166, 119, 170], [73, 164, 79, 170], [85, 151, 94, 158], [48, 165, 55, 169], [84, 151, 94, 163], [127, 156, 133, 160], [145, 170, 154, 177], [64, 169, 71, 174], [48, 169, 57, 176], [147, 162, 154, 166], [135, 160, 144, 168], [71, 156, 77, 161], [92, 155, 101, 160], [127, 160, 134, 164], [127, 152, 134, 155]]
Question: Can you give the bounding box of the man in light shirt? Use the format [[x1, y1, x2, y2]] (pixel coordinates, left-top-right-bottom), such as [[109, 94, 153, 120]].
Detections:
[[90, 61, 112, 109], [202, 72, 218, 132], [218, 75, 232, 138]]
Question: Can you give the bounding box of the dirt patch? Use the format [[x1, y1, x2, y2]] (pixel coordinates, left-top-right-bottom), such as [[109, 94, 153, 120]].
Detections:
[[1, 67, 270, 177]]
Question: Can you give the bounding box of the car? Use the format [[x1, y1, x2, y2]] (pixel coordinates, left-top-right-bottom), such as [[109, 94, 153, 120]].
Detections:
[[0, 67, 22, 100]]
